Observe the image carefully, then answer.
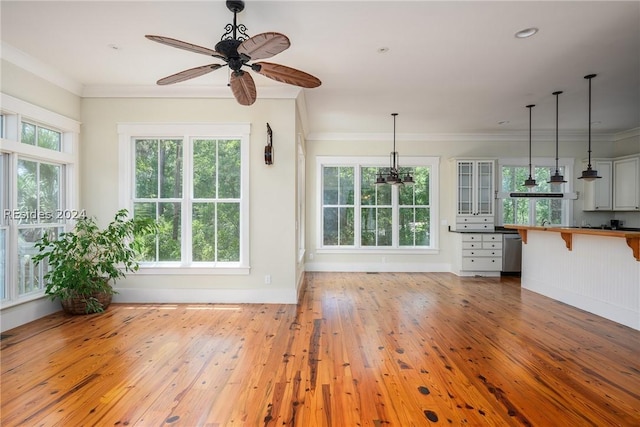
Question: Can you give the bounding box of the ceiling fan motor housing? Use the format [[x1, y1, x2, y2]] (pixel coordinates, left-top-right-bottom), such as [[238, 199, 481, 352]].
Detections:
[[215, 39, 246, 71]]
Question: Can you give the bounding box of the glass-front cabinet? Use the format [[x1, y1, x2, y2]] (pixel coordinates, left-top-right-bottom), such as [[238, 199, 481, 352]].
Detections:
[[455, 160, 495, 231]]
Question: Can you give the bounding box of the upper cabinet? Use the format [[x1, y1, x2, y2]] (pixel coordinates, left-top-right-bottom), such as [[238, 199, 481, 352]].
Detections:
[[583, 155, 640, 212], [456, 160, 495, 231], [613, 156, 640, 211], [583, 160, 612, 211]]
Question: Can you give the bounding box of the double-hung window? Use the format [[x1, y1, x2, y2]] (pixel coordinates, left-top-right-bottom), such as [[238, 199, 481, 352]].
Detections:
[[318, 156, 439, 252], [118, 123, 250, 274], [0, 95, 79, 306], [498, 158, 573, 226]]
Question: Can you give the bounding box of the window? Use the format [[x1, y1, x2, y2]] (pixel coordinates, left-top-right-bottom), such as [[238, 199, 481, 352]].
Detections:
[[317, 156, 439, 252], [21, 122, 62, 151], [0, 95, 79, 307], [498, 159, 573, 226], [296, 136, 306, 262], [118, 123, 250, 273]]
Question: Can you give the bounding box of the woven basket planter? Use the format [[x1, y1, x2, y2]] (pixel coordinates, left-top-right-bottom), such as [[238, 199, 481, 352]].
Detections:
[[60, 291, 113, 315]]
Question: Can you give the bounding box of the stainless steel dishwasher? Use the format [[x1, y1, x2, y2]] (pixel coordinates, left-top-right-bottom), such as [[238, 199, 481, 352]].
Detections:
[[502, 233, 522, 273]]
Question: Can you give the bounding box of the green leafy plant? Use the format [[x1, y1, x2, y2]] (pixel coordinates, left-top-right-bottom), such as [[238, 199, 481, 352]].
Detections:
[[33, 209, 157, 314]]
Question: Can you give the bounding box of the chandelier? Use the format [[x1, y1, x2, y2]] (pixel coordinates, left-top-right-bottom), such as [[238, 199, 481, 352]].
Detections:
[[375, 113, 414, 186]]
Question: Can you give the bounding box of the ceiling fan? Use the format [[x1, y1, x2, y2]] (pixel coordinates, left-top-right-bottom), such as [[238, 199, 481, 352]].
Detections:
[[145, 0, 321, 106]]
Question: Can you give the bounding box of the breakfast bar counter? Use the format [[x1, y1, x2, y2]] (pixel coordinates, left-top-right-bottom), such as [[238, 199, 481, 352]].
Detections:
[[504, 225, 640, 330]]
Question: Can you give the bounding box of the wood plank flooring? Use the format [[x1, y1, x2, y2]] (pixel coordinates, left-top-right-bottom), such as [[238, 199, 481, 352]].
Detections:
[[1, 272, 639, 426]]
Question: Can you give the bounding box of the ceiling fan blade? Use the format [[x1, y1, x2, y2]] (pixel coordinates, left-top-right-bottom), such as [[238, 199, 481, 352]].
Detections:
[[253, 62, 321, 88], [145, 35, 224, 59], [230, 71, 257, 106], [156, 64, 223, 85], [237, 32, 290, 60]]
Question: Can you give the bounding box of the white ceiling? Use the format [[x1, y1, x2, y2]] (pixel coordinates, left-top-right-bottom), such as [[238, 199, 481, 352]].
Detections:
[[1, 1, 639, 139]]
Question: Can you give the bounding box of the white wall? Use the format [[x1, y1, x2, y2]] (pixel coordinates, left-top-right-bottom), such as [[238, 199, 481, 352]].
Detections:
[[80, 97, 300, 304]]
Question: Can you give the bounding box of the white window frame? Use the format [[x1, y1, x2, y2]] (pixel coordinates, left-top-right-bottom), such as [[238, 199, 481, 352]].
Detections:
[[0, 94, 79, 309], [118, 123, 250, 275], [316, 156, 439, 254], [497, 157, 574, 226], [297, 134, 306, 263]]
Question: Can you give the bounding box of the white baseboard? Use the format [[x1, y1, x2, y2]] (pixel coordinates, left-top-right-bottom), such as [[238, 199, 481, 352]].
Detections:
[[1, 297, 59, 333], [113, 287, 298, 305], [305, 262, 451, 273]]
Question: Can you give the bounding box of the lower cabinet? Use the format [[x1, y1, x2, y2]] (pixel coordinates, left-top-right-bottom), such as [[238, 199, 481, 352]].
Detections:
[[459, 233, 502, 274]]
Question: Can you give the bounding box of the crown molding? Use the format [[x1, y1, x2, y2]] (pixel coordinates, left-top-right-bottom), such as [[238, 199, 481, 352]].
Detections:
[[613, 127, 640, 141], [1, 42, 84, 96], [82, 84, 300, 99], [306, 130, 615, 144]]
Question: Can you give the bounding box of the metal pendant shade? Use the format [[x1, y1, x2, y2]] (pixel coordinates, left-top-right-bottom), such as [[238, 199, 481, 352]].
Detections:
[[523, 104, 537, 188], [548, 91, 567, 184], [578, 74, 601, 181], [374, 113, 414, 186]]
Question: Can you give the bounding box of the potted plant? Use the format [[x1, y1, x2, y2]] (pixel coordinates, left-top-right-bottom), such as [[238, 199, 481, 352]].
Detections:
[[33, 209, 157, 314]]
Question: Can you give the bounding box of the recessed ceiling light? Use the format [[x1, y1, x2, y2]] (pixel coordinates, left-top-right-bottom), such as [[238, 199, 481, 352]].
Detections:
[[515, 27, 538, 39], [377, 47, 389, 53]]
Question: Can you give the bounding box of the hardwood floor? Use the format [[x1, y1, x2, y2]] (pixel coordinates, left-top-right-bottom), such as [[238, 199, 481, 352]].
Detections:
[[1, 272, 639, 426]]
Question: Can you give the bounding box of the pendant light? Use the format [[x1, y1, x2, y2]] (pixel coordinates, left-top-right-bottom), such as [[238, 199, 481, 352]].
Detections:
[[548, 91, 567, 184], [374, 113, 414, 186], [578, 74, 601, 181], [523, 104, 537, 188]]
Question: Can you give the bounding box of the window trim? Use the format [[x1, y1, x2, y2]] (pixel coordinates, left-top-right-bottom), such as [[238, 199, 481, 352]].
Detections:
[[118, 123, 251, 275], [0, 94, 80, 308], [316, 155, 439, 254]]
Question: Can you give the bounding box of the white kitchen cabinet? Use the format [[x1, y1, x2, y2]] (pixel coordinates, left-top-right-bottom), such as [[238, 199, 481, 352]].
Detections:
[[613, 156, 640, 211], [456, 160, 495, 231], [582, 160, 612, 211], [460, 233, 502, 273]]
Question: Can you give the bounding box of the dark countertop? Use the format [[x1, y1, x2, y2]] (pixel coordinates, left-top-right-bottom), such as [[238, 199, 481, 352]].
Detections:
[[448, 226, 518, 234]]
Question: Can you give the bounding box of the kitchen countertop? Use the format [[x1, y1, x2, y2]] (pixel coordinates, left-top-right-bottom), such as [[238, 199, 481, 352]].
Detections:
[[504, 225, 640, 261], [448, 226, 518, 234]]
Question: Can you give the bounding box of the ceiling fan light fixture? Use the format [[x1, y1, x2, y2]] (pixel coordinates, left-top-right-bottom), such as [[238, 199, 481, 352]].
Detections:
[[578, 74, 601, 181]]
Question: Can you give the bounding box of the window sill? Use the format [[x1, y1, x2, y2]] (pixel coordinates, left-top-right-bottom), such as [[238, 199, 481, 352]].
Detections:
[[0, 291, 48, 310], [136, 265, 250, 275], [316, 248, 440, 255]]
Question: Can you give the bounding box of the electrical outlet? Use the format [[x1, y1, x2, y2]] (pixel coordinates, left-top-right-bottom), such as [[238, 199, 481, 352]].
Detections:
[[264, 275, 271, 284]]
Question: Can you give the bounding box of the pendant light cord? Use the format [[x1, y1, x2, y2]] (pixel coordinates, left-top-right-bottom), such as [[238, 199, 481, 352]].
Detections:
[[587, 75, 593, 168], [527, 104, 534, 179], [392, 113, 397, 170], [554, 91, 562, 174]]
